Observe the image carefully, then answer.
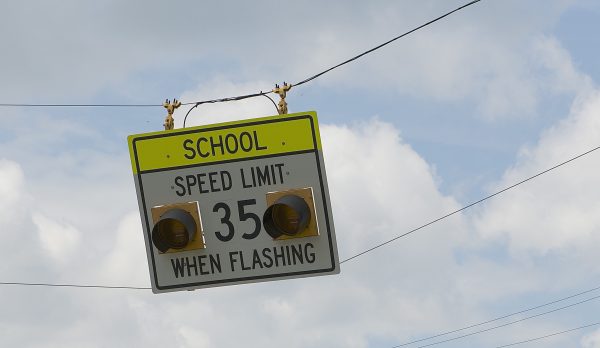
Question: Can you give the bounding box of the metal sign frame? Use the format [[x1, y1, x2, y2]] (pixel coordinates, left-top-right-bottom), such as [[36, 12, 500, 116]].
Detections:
[[128, 111, 339, 293]]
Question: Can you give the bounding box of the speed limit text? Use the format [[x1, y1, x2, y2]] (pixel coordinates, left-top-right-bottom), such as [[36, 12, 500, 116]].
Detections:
[[173, 162, 287, 196]]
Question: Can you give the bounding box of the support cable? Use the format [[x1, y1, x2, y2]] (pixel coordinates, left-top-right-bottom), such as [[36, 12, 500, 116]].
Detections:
[[0, 0, 483, 109], [0, 145, 598, 291], [0, 281, 150, 290], [492, 321, 600, 348], [340, 145, 600, 264], [404, 294, 600, 348], [393, 285, 600, 346]]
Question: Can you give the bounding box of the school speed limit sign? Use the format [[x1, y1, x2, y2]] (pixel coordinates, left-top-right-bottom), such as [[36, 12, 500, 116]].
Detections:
[[128, 111, 340, 293]]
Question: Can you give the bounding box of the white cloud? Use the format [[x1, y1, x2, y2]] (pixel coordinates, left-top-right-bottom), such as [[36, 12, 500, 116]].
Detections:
[[174, 77, 279, 128], [0, 118, 477, 348], [177, 327, 212, 348], [97, 211, 150, 285], [0, 159, 26, 222], [474, 89, 600, 256], [2, 1, 600, 347], [533, 35, 594, 95], [0, 0, 582, 123], [33, 213, 81, 263], [582, 328, 600, 348]]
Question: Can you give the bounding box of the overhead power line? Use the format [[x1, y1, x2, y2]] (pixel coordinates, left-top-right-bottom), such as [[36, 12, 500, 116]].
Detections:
[[0, 281, 150, 290], [293, 0, 482, 88], [0, 103, 161, 107], [340, 145, 600, 264], [0, 0, 483, 109], [492, 321, 600, 348], [405, 294, 600, 348], [393, 284, 600, 346], [0, 144, 598, 291]]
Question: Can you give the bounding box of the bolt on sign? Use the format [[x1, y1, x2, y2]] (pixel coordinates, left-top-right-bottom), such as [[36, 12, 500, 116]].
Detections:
[[128, 111, 340, 293]]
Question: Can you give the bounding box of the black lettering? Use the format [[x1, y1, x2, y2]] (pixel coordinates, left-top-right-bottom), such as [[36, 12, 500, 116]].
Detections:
[[210, 254, 222, 273], [254, 130, 267, 150], [262, 248, 274, 268], [273, 246, 285, 267], [225, 133, 239, 154], [252, 249, 264, 269], [208, 171, 220, 192], [197, 173, 209, 194], [275, 163, 285, 184], [174, 176, 186, 196], [183, 139, 196, 159], [285, 245, 291, 266], [240, 251, 251, 271], [210, 135, 224, 156], [290, 244, 303, 265], [185, 175, 197, 195], [221, 171, 232, 191], [186, 256, 198, 277], [214, 203, 234, 242], [240, 131, 253, 152], [229, 251, 239, 272], [198, 255, 209, 275], [256, 165, 271, 186], [171, 258, 186, 278], [240, 168, 252, 188], [305, 243, 316, 263], [197, 137, 210, 158], [270, 165, 277, 184]]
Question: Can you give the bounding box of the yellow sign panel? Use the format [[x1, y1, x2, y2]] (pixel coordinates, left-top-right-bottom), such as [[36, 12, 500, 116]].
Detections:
[[128, 112, 321, 173]]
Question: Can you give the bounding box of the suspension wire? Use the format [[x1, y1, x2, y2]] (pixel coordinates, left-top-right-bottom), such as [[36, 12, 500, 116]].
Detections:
[[0, 281, 150, 290], [340, 145, 600, 264], [181, 90, 273, 127], [392, 284, 600, 347], [0, 145, 599, 291], [262, 93, 280, 114], [407, 294, 600, 348], [492, 321, 600, 348], [293, 0, 482, 87], [0, 103, 161, 107], [0, 0, 483, 109]]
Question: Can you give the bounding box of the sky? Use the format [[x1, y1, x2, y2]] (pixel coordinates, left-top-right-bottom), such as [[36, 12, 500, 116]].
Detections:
[[1, 0, 600, 347]]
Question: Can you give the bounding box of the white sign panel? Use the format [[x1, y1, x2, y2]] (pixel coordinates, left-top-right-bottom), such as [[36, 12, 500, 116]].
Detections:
[[128, 111, 339, 293]]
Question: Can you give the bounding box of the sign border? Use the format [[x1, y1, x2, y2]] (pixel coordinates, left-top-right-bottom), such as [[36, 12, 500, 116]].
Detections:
[[131, 113, 337, 291]]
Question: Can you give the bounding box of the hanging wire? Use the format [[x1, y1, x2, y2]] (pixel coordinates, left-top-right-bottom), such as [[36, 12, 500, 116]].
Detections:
[[340, 144, 600, 264], [491, 321, 600, 348], [0, 281, 150, 290], [0, 103, 161, 107], [392, 284, 600, 347], [0, 0, 483, 110], [182, 90, 273, 127], [262, 94, 280, 114], [403, 294, 600, 348], [1, 144, 599, 290], [292, 0, 482, 87]]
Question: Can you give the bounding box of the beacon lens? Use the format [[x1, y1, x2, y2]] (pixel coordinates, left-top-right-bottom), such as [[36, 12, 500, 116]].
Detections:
[[263, 195, 311, 239], [152, 208, 197, 252]]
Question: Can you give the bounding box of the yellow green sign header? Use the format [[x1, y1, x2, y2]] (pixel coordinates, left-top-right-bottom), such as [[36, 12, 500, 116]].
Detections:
[[128, 111, 321, 173]]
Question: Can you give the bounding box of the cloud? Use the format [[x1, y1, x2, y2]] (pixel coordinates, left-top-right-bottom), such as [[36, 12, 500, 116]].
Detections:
[[0, 115, 477, 347], [2, 1, 599, 346], [532, 35, 594, 95], [0, 159, 26, 222], [473, 89, 600, 256], [1, 0, 582, 122], [33, 213, 81, 264], [582, 328, 600, 348], [173, 77, 278, 128], [136, 119, 470, 348], [96, 211, 150, 285]]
